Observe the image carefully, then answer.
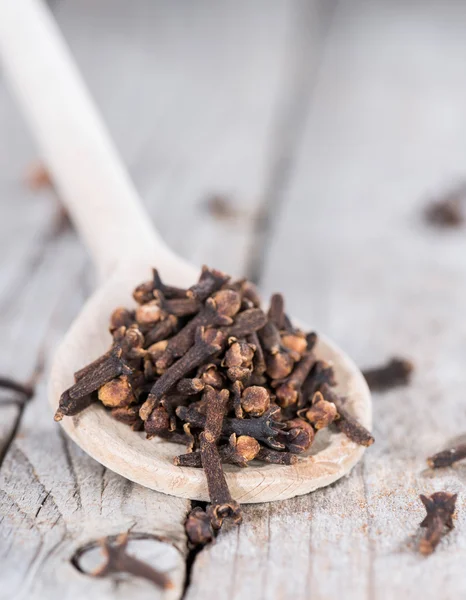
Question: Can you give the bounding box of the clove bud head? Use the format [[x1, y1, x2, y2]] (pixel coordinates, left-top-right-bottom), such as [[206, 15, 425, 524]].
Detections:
[[135, 301, 163, 325], [266, 351, 295, 380], [283, 427, 313, 454], [133, 280, 155, 304], [224, 340, 255, 369], [241, 386, 270, 417], [98, 376, 135, 408], [235, 435, 261, 462], [109, 308, 134, 333], [211, 289, 242, 318], [281, 332, 308, 358], [185, 507, 214, 547], [198, 363, 224, 389], [144, 406, 170, 439], [305, 391, 338, 430]]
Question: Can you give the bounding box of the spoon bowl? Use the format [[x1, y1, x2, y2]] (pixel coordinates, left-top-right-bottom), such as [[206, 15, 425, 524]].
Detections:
[[49, 259, 372, 503], [1, 0, 372, 503]]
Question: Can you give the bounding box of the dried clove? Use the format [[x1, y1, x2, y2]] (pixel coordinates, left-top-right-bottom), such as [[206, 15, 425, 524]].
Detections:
[[134, 269, 187, 304], [231, 380, 244, 418], [320, 384, 374, 447], [224, 434, 260, 465], [281, 420, 314, 454], [266, 351, 295, 380], [199, 387, 241, 528], [418, 492, 457, 555], [145, 328, 225, 407], [176, 434, 260, 469], [185, 507, 214, 546], [240, 385, 270, 417], [424, 184, 466, 228], [362, 357, 414, 392], [268, 293, 285, 330], [302, 360, 337, 399], [152, 268, 188, 299], [176, 377, 205, 396], [304, 391, 338, 430], [274, 351, 315, 408], [222, 308, 267, 338], [144, 315, 178, 347], [257, 447, 297, 465], [427, 443, 466, 469], [259, 321, 282, 355], [109, 308, 135, 333], [223, 339, 255, 382], [197, 362, 224, 389], [223, 406, 287, 450], [144, 406, 171, 438], [135, 301, 163, 326], [92, 533, 172, 589], [177, 404, 286, 451], [154, 291, 200, 317], [110, 405, 143, 431], [160, 394, 191, 430], [155, 291, 239, 372], [187, 266, 230, 302], [247, 331, 266, 375], [55, 346, 133, 420], [227, 279, 262, 307], [25, 161, 53, 190], [59, 265, 374, 537], [98, 375, 136, 408], [281, 331, 308, 359]]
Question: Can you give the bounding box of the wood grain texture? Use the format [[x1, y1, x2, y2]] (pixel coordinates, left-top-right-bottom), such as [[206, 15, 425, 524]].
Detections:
[[0, 0, 326, 598], [0, 230, 189, 600], [55, 0, 305, 276], [188, 1, 466, 599], [3, 0, 466, 598]]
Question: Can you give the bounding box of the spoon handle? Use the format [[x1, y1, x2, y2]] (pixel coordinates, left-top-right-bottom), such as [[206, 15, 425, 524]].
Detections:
[[0, 0, 172, 279]]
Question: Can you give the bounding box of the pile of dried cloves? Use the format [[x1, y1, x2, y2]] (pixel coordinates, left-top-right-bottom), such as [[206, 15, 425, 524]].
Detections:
[[56, 266, 373, 540]]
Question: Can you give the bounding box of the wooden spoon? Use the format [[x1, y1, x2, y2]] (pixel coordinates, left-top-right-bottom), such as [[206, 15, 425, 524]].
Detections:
[[0, 0, 371, 502]]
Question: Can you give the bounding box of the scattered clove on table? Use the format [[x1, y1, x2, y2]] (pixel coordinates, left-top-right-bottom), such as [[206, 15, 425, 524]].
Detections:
[[91, 533, 173, 589], [203, 194, 240, 221], [362, 357, 414, 392], [185, 507, 214, 547], [427, 443, 466, 469], [57, 265, 373, 536], [418, 492, 457, 556], [25, 161, 53, 190], [424, 183, 466, 228]]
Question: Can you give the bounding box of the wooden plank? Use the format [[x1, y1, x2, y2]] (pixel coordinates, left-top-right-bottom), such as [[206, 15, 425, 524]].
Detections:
[[0, 2, 75, 445], [187, 1, 466, 599], [0, 0, 317, 597], [0, 2, 191, 595], [55, 0, 302, 275], [0, 66, 58, 453], [0, 404, 21, 458], [0, 233, 189, 599]]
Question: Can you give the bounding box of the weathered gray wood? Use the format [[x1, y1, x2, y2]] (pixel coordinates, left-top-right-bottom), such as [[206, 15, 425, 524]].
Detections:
[[0, 229, 189, 600], [55, 0, 303, 275], [187, 1, 466, 599], [0, 0, 317, 598], [0, 404, 20, 457], [5, 0, 466, 598], [0, 94, 48, 450]]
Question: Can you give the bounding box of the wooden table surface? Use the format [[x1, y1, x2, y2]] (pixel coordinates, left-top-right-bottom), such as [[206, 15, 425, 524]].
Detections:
[[2, 1, 466, 598]]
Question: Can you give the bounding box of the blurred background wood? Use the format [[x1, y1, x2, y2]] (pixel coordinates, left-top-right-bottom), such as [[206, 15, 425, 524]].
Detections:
[[1, 0, 466, 598]]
